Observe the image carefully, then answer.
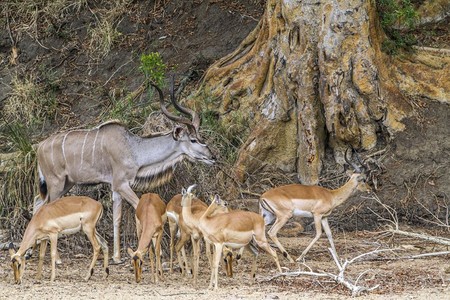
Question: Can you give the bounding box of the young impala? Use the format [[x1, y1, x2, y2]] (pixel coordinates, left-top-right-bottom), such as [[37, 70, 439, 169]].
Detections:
[[181, 186, 282, 290], [259, 150, 371, 262], [9, 196, 109, 283], [167, 189, 232, 283], [127, 193, 167, 283]]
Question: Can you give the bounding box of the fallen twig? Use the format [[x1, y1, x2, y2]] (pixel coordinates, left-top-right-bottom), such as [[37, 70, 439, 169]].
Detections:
[[387, 228, 450, 246], [263, 248, 390, 296]]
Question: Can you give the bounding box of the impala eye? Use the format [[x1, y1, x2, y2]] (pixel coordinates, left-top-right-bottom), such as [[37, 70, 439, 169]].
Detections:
[[190, 139, 197, 143]]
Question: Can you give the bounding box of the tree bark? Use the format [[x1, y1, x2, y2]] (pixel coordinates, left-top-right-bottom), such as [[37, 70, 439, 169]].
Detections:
[[200, 0, 446, 184]]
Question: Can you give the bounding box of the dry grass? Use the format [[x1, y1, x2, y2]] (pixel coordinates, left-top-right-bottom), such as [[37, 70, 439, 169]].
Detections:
[[3, 74, 41, 126]]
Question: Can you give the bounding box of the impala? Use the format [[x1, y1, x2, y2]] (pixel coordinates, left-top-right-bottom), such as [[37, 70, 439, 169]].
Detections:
[[166, 193, 206, 276], [259, 150, 371, 262], [183, 186, 282, 290], [127, 193, 167, 283], [9, 196, 108, 283], [35, 79, 215, 262], [167, 190, 231, 283]]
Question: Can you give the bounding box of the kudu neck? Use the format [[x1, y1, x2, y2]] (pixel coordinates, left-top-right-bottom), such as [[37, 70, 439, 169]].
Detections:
[[131, 133, 182, 167]]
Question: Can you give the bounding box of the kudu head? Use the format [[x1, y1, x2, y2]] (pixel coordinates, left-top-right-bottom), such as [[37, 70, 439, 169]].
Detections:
[[9, 243, 25, 284], [344, 148, 372, 193], [151, 79, 216, 165]]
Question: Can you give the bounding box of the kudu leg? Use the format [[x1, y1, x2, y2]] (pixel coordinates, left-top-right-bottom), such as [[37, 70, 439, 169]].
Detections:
[[112, 192, 123, 263], [112, 185, 139, 263]]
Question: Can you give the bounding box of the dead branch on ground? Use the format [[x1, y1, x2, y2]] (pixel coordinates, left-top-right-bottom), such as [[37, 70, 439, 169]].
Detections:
[[369, 193, 450, 246], [264, 248, 393, 296]]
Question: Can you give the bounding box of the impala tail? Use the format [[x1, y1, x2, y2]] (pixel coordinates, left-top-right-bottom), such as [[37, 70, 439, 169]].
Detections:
[[259, 198, 276, 226]]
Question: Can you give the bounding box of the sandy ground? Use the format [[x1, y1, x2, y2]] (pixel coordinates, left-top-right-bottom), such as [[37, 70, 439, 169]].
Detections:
[[1, 232, 449, 299]]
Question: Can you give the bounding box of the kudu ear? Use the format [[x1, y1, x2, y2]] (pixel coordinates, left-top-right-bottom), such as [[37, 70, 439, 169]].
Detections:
[[172, 126, 184, 141]]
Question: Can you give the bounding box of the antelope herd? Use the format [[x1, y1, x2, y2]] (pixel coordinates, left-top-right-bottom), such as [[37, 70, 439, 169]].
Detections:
[[7, 81, 372, 290]]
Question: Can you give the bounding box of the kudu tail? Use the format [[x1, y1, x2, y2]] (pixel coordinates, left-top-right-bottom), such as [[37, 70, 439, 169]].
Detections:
[[38, 167, 48, 202]]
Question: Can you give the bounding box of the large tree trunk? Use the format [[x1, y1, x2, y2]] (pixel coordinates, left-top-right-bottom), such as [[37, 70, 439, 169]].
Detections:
[[200, 0, 447, 184]]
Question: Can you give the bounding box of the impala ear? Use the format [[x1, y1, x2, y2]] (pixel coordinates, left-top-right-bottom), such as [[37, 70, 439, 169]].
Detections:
[[9, 243, 16, 256], [214, 194, 220, 204], [173, 126, 184, 140], [181, 187, 187, 196], [127, 247, 134, 257]]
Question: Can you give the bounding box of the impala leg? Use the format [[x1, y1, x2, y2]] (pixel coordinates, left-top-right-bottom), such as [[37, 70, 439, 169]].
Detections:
[[95, 231, 109, 278], [267, 214, 294, 263], [148, 245, 156, 283], [247, 243, 259, 283], [205, 239, 212, 267], [191, 236, 200, 284], [321, 217, 338, 259], [155, 229, 164, 281], [254, 232, 282, 273], [168, 219, 177, 273], [36, 239, 48, 280], [208, 246, 216, 289], [296, 215, 323, 262], [49, 234, 58, 281], [175, 231, 190, 276], [84, 226, 101, 281], [212, 243, 223, 290], [180, 246, 190, 275]]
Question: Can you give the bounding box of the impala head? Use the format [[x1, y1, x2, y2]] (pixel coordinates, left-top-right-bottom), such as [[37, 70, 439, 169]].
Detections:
[[181, 184, 197, 207], [345, 148, 372, 193], [211, 194, 229, 208], [127, 247, 147, 283], [9, 243, 25, 284], [152, 77, 216, 165]]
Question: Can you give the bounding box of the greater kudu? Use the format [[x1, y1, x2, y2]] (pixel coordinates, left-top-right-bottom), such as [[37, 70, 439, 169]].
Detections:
[[35, 82, 215, 262]]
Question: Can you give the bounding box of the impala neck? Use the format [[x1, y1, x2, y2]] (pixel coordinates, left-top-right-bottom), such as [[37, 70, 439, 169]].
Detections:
[[16, 225, 39, 257], [331, 174, 360, 207], [201, 201, 218, 220], [181, 194, 196, 224]]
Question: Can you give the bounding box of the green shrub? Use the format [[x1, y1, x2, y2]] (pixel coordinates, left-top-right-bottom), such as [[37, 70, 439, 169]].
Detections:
[[139, 52, 167, 87], [377, 0, 419, 55]]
